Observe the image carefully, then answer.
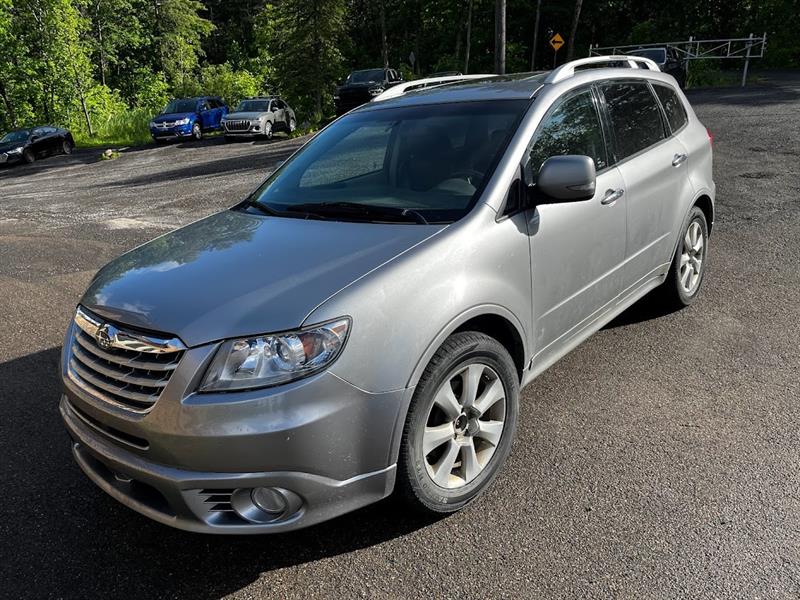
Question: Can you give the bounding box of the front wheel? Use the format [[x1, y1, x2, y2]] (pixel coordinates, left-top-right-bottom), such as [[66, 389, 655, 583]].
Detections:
[[22, 148, 35, 164], [191, 122, 202, 141], [263, 121, 273, 140], [397, 331, 519, 513], [658, 206, 709, 307], [288, 118, 296, 133]]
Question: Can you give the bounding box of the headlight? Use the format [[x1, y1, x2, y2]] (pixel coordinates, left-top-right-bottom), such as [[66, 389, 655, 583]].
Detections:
[[175, 117, 190, 125], [7, 146, 23, 154], [199, 318, 350, 392], [149, 121, 157, 128], [368, 87, 383, 96]]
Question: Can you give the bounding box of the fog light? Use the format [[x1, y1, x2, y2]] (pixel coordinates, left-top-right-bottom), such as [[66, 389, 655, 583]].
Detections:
[[251, 487, 286, 514], [230, 486, 303, 523]]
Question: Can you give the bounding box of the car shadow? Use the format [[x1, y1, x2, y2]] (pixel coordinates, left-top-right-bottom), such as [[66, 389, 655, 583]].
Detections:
[[603, 288, 682, 330], [0, 348, 440, 598]]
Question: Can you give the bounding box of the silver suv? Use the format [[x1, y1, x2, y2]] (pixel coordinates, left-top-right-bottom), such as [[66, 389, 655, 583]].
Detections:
[[222, 96, 296, 140], [60, 56, 714, 533]]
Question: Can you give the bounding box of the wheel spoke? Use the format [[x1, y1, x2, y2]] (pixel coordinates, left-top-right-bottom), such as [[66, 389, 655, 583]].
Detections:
[[460, 364, 484, 408], [434, 385, 461, 420], [472, 378, 504, 417], [684, 229, 692, 250], [432, 440, 460, 486], [475, 419, 504, 446], [680, 265, 692, 287], [462, 438, 481, 481], [693, 234, 704, 253], [423, 423, 455, 455]]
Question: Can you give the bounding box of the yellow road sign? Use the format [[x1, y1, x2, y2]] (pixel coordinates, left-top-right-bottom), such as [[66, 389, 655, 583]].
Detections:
[[550, 33, 565, 51]]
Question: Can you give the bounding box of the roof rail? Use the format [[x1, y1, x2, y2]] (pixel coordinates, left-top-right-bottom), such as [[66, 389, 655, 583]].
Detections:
[[545, 55, 660, 84], [372, 74, 496, 101]]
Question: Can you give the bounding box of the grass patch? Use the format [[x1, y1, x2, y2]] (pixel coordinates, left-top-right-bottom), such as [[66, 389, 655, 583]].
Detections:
[[73, 107, 153, 148]]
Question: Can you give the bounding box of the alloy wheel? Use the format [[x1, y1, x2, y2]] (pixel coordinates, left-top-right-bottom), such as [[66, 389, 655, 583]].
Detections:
[[422, 363, 506, 489], [680, 220, 705, 294]]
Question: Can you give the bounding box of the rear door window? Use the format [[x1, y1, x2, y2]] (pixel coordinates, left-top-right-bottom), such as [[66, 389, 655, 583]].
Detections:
[[653, 84, 689, 133], [600, 81, 666, 161], [528, 88, 608, 174]]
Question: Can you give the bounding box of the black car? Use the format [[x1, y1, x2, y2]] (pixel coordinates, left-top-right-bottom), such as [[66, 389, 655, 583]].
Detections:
[[334, 68, 404, 115], [0, 126, 75, 165], [629, 47, 688, 88]]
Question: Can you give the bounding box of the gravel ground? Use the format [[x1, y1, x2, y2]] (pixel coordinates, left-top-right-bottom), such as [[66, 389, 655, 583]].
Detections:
[[1, 74, 799, 599]]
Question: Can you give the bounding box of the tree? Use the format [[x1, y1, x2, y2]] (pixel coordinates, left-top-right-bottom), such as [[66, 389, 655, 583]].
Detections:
[[566, 0, 583, 61]]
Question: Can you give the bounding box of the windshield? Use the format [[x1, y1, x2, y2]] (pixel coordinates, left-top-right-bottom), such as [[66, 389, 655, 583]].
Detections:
[[347, 69, 385, 84], [246, 100, 528, 224], [162, 99, 198, 114], [236, 100, 271, 112], [1, 130, 30, 143], [630, 48, 667, 64]]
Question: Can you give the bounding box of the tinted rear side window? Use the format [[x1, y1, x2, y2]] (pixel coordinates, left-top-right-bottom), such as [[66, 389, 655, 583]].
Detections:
[[653, 84, 688, 132], [600, 82, 666, 160]]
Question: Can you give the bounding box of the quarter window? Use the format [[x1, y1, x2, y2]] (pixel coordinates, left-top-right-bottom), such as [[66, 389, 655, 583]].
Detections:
[[528, 89, 607, 174], [653, 84, 688, 132], [600, 82, 666, 160]]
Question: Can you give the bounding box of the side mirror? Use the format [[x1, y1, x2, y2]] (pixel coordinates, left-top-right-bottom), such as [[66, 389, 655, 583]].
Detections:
[[534, 155, 596, 203]]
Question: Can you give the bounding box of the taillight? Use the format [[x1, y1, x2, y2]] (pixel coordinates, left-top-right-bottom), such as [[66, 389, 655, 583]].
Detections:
[[706, 127, 714, 146]]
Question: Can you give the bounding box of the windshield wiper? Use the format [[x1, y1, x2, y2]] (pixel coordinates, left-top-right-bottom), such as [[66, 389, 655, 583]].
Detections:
[[243, 198, 329, 220], [289, 202, 429, 225]]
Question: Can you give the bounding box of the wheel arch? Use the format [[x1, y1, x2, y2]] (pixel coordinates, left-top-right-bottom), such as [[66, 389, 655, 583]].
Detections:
[[694, 193, 714, 234], [406, 305, 528, 390]]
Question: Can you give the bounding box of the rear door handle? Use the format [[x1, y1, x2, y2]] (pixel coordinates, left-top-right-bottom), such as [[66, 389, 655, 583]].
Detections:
[[672, 153, 688, 167], [601, 188, 624, 205]]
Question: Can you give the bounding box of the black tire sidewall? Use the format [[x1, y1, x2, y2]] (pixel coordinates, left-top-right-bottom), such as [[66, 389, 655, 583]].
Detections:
[[192, 123, 201, 140], [62, 139, 73, 154], [23, 149, 35, 163], [265, 122, 273, 139], [400, 332, 519, 512]]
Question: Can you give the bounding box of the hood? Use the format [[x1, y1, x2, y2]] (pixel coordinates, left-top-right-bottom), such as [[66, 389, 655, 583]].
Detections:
[[0, 141, 25, 153], [82, 210, 444, 347], [224, 111, 269, 120], [338, 81, 383, 91], [153, 112, 195, 123]]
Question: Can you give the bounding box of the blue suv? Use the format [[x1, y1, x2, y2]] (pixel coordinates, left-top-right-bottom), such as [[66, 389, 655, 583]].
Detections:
[[149, 96, 229, 142]]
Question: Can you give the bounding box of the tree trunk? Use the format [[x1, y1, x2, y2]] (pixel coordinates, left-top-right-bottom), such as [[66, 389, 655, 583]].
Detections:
[[494, 0, 505, 74], [566, 0, 583, 61], [464, 0, 472, 74], [530, 0, 542, 70], [379, 0, 388, 68]]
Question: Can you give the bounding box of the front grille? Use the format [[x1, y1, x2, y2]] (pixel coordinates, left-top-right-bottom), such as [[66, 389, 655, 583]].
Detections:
[[224, 120, 251, 131], [154, 121, 177, 129], [67, 307, 185, 413]]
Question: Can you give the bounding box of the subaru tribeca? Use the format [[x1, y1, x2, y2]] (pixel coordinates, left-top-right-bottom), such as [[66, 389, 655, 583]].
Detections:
[[60, 56, 714, 533]]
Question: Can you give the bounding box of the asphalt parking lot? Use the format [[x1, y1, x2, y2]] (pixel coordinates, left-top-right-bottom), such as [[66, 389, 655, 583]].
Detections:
[[2, 74, 800, 599]]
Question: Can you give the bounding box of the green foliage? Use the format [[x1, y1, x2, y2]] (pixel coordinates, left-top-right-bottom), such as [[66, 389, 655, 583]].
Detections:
[[131, 70, 171, 112], [197, 63, 261, 106], [72, 107, 152, 147]]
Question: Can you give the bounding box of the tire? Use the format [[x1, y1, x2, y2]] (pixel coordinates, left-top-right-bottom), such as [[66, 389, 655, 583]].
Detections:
[[658, 205, 709, 308], [288, 118, 296, 133], [263, 121, 273, 140], [397, 331, 519, 513], [62, 138, 74, 155], [22, 148, 35, 164], [191, 122, 202, 141]]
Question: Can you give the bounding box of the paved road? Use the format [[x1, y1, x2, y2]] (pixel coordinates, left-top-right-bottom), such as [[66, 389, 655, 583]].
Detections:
[[2, 75, 800, 599]]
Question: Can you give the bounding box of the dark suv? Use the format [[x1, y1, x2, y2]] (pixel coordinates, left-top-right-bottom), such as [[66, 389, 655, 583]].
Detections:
[[334, 68, 404, 115], [629, 47, 687, 87]]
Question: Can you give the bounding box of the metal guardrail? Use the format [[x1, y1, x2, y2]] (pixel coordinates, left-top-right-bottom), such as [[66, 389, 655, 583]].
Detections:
[[589, 33, 768, 87]]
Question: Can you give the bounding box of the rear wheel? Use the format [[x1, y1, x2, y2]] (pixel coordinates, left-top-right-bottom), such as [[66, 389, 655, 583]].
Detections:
[[397, 332, 519, 513], [658, 206, 708, 307]]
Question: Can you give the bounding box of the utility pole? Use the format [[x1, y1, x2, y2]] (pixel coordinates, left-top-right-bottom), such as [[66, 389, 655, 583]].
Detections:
[[530, 0, 542, 70], [495, 0, 506, 74]]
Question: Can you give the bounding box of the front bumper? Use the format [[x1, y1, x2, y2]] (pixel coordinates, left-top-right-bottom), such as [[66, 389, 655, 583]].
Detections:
[[150, 125, 193, 139], [60, 321, 410, 533], [0, 151, 23, 164]]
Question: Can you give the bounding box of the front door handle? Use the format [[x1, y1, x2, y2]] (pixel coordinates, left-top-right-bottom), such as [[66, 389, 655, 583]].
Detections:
[[601, 188, 624, 205], [672, 153, 688, 167]]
